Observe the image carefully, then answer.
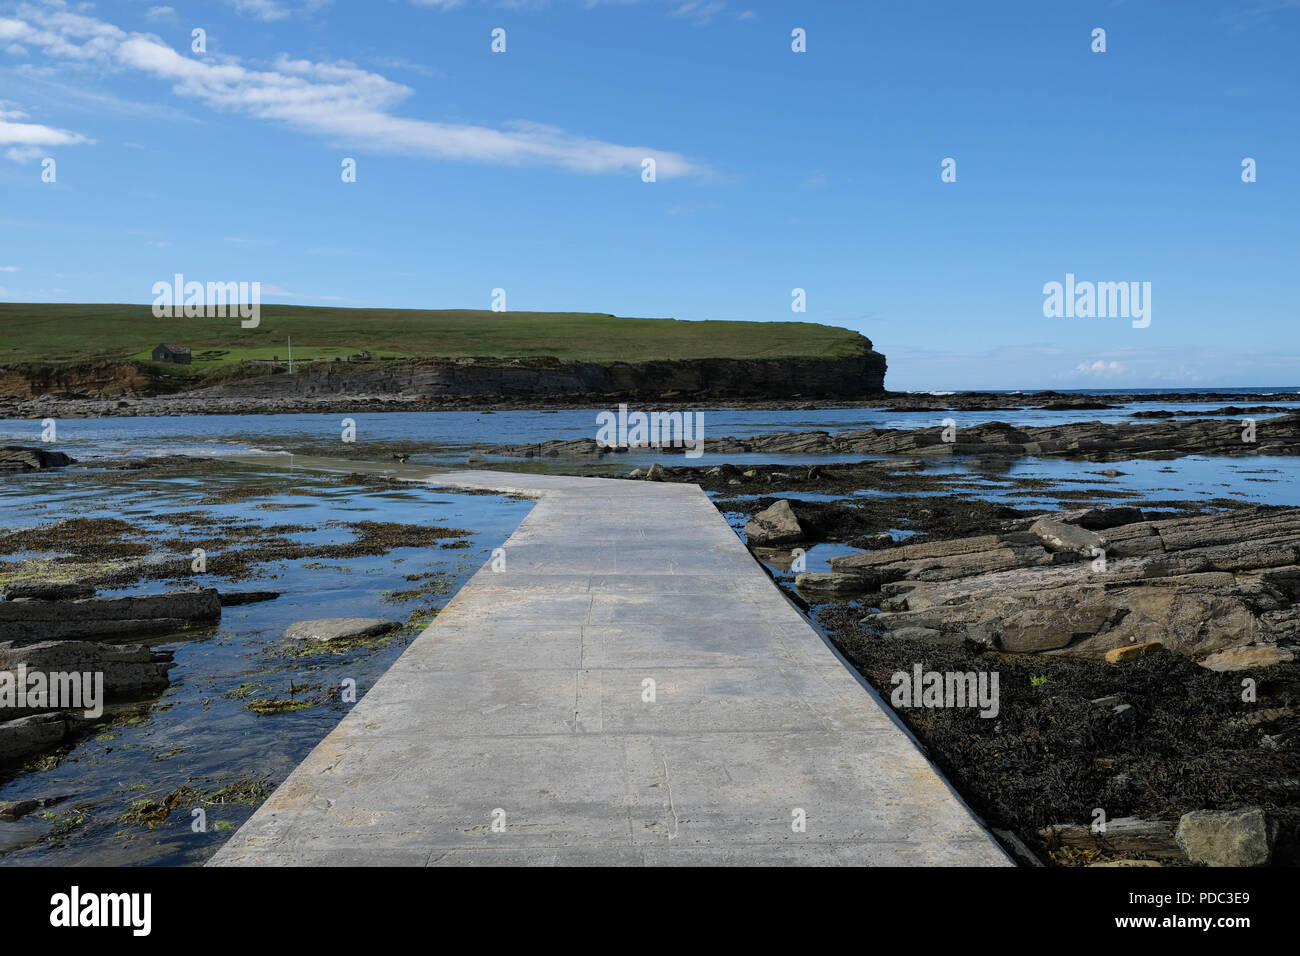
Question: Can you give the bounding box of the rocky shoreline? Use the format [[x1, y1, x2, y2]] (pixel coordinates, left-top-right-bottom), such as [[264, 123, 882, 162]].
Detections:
[[4, 431, 1297, 865], [488, 412, 1300, 463], [2, 389, 1296, 419], [632, 458, 1300, 866]]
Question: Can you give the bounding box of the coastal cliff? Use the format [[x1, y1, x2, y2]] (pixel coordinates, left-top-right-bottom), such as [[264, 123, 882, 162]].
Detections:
[[0, 344, 888, 403]]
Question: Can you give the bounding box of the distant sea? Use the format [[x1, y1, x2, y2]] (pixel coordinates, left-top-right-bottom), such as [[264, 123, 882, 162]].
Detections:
[[912, 387, 1300, 396]]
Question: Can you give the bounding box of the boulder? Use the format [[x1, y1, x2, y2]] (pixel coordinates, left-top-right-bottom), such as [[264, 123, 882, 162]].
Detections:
[[744, 500, 805, 546], [284, 618, 400, 643], [1030, 517, 1106, 557], [1175, 808, 1273, 867]]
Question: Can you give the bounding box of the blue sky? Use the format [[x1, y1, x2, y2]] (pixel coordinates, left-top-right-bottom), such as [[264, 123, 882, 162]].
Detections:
[[0, 0, 1296, 390]]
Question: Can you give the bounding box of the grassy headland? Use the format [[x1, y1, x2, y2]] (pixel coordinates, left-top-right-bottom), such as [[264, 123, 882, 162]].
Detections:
[[0, 303, 869, 371]]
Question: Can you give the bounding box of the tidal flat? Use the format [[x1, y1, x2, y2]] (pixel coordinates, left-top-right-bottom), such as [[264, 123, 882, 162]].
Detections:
[[0, 456, 529, 865], [1, 399, 1297, 867]]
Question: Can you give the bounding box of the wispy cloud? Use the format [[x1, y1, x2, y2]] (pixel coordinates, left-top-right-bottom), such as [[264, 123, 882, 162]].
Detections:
[[1, 1, 707, 177], [261, 283, 364, 303], [1221, 0, 1300, 32], [412, 0, 750, 25], [230, 0, 292, 22], [0, 100, 91, 161], [668, 1, 726, 26]]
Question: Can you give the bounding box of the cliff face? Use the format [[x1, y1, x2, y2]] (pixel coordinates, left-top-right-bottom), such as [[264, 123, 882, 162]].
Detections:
[[0, 362, 156, 399], [188, 352, 888, 401], [0, 343, 888, 402]]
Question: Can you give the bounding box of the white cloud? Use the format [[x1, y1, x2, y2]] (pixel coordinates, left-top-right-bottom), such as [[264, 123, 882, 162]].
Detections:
[[0, 100, 92, 161], [5, 3, 706, 178], [145, 6, 178, 22], [1073, 360, 1126, 376], [0, 265, 19, 272]]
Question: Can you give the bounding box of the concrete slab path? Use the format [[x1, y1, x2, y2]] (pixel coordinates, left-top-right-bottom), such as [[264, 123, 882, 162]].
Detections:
[[210, 471, 1011, 866]]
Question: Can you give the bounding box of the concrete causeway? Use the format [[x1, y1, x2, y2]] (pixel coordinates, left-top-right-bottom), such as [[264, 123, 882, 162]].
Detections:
[[210, 471, 1010, 866]]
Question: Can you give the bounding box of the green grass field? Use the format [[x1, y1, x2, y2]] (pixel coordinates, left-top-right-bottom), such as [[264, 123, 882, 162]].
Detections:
[[0, 303, 870, 372]]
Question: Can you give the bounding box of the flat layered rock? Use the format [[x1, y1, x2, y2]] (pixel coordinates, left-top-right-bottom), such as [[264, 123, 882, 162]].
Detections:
[[794, 571, 876, 597], [0, 713, 70, 765], [839, 506, 1300, 660], [0, 446, 74, 472], [1199, 643, 1297, 671], [699, 414, 1300, 461], [2, 583, 95, 601], [284, 618, 400, 643], [0, 588, 221, 642], [0, 640, 174, 717]]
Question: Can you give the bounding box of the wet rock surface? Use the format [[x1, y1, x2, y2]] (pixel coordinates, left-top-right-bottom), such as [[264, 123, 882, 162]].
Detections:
[[0, 641, 174, 719], [283, 618, 400, 643], [0, 588, 222, 642], [0, 447, 73, 472]]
